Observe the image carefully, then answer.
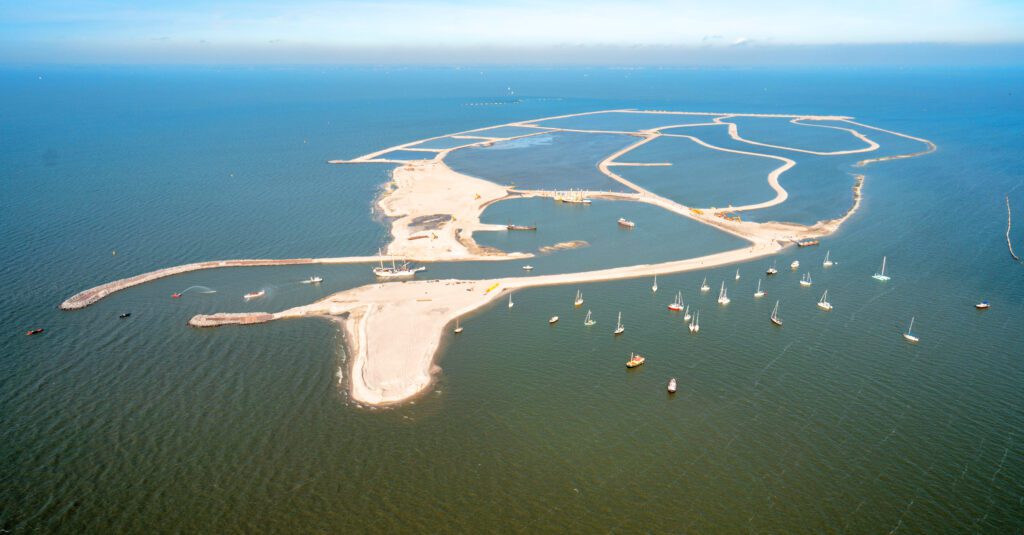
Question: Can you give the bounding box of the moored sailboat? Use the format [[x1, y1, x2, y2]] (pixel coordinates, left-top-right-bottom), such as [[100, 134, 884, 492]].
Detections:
[[667, 291, 683, 311], [823, 250, 833, 268], [770, 300, 783, 326], [800, 272, 813, 287], [626, 353, 645, 368], [754, 279, 765, 298], [903, 317, 919, 343], [574, 289, 584, 307], [872, 256, 890, 281], [717, 281, 730, 305], [584, 310, 596, 326], [766, 260, 779, 276], [683, 305, 691, 321], [454, 319, 464, 334], [700, 276, 710, 292], [817, 290, 833, 311], [614, 312, 625, 335], [652, 275, 658, 293]]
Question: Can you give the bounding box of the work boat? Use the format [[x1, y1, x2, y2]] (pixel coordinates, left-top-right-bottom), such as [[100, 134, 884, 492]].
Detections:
[[652, 276, 658, 293], [668, 291, 683, 311], [766, 261, 779, 276], [717, 281, 730, 305], [243, 290, 265, 300], [754, 279, 765, 298], [700, 276, 710, 293], [823, 250, 834, 268], [617, 217, 636, 228], [584, 310, 596, 326], [872, 256, 890, 281], [302, 276, 323, 284], [614, 312, 625, 335], [770, 300, 783, 326], [667, 378, 677, 393], [800, 272, 813, 287], [903, 317, 919, 343], [683, 305, 691, 322], [817, 290, 833, 311], [626, 353, 645, 368], [574, 290, 584, 307], [373, 249, 426, 278]]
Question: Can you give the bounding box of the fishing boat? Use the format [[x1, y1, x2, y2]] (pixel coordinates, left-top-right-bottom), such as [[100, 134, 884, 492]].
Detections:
[[574, 289, 584, 307], [754, 279, 765, 298], [717, 281, 730, 305], [800, 272, 813, 287], [548, 316, 559, 324], [453, 319, 464, 334], [766, 261, 779, 276], [822, 250, 834, 268], [735, 268, 741, 281], [770, 300, 783, 326], [613, 312, 625, 335], [522, 265, 534, 271], [975, 301, 990, 310], [26, 328, 44, 336], [667, 378, 677, 393], [667, 291, 683, 311], [700, 276, 710, 292], [683, 305, 691, 322], [903, 317, 919, 343], [872, 256, 890, 281], [373, 249, 426, 278], [119, 312, 131, 319], [243, 290, 265, 300], [626, 353, 645, 368], [584, 310, 596, 326], [617, 217, 636, 228], [790, 260, 800, 270], [817, 290, 833, 311], [302, 276, 323, 284], [171, 293, 182, 299], [508, 293, 514, 308], [652, 275, 658, 293]]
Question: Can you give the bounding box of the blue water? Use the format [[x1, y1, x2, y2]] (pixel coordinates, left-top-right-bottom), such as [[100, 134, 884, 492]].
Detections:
[[727, 115, 870, 152], [2, 66, 1024, 532], [530, 110, 719, 131]]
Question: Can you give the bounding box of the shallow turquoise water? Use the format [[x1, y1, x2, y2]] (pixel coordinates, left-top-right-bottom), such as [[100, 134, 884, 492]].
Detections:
[[2, 66, 1023, 533], [727, 116, 871, 153], [530, 110, 720, 131]]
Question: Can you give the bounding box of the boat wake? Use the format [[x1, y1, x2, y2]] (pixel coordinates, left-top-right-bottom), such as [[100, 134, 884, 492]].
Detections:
[[180, 285, 217, 295]]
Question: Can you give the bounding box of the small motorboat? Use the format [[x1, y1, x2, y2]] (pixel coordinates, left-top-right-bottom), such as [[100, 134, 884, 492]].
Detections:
[[617, 217, 636, 228], [26, 328, 44, 336], [522, 265, 534, 271], [626, 353, 645, 368], [119, 312, 131, 319], [548, 316, 559, 324], [790, 260, 800, 270], [667, 378, 677, 393], [243, 290, 265, 300], [975, 301, 990, 310], [766, 261, 779, 276], [171, 293, 182, 299], [302, 276, 323, 284]]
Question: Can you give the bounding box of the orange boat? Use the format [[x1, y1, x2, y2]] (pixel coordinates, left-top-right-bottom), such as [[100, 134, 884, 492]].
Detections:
[[626, 353, 645, 368]]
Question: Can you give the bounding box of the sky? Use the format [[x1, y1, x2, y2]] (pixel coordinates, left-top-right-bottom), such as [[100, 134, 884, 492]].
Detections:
[[2, 0, 1024, 65]]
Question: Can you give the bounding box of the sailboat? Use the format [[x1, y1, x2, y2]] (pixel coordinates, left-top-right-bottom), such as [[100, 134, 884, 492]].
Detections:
[[800, 272, 813, 287], [766, 260, 779, 276], [692, 311, 700, 333], [508, 292, 514, 308], [652, 275, 658, 293], [613, 312, 625, 335], [770, 300, 783, 326], [735, 268, 741, 281], [817, 290, 833, 311], [584, 310, 596, 326], [823, 250, 834, 268], [453, 319, 464, 334], [373, 248, 426, 278], [903, 317, 919, 343], [667, 291, 683, 311], [754, 279, 765, 298], [574, 289, 584, 307], [700, 276, 710, 293], [872, 256, 890, 281], [717, 281, 730, 305], [683, 305, 691, 321]]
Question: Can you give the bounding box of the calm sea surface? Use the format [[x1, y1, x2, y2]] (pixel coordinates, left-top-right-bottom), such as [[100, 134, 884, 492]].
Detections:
[[2, 66, 1023, 533]]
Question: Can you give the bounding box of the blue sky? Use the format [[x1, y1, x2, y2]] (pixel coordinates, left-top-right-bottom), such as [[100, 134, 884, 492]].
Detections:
[[2, 0, 1024, 64]]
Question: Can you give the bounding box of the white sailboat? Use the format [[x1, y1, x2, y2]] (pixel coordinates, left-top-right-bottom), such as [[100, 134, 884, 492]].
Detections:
[[735, 268, 741, 281], [800, 272, 813, 287], [453, 319, 463, 334], [754, 279, 765, 298], [903, 317, 919, 343], [584, 310, 596, 326], [823, 250, 834, 268], [668, 291, 683, 311], [872, 256, 890, 281], [766, 260, 779, 276], [652, 275, 658, 293], [614, 312, 625, 335], [770, 300, 783, 326], [817, 290, 833, 311], [683, 305, 691, 321], [700, 276, 710, 293], [692, 311, 700, 333], [717, 281, 730, 305], [574, 289, 584, 307], [373, 248, 426, 278], [508, 292, 514, 308]]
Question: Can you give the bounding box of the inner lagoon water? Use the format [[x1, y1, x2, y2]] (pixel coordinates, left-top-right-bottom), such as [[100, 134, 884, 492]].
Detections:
[[2, 66, 1023, 532]]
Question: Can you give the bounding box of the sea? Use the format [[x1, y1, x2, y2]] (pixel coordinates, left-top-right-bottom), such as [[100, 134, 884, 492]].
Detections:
[[2, 66, 1023, 533]]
